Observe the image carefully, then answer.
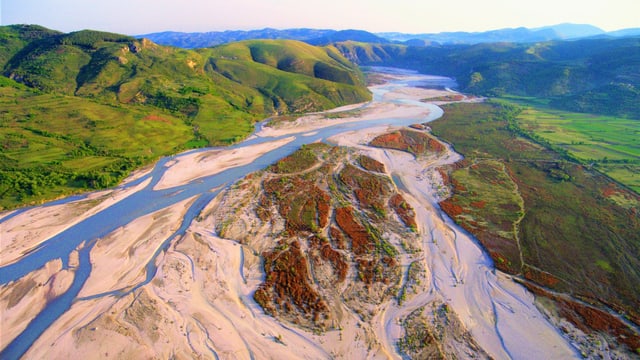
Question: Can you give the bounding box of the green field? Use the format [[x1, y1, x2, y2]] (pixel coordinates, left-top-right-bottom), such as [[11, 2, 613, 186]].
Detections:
[[442, 159, 525, 272], [430, 102, 640, 328], [500, 98, 640, 193]]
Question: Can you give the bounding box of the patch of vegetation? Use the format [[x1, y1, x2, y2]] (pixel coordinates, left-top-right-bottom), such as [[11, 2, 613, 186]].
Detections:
[[357, 154, 385, 173], [440, 160, 524, 273], [500, 100, 640, 193], [422, 94, 466, 102], [254, 239, 330, 329], [334, 205, 399, 285], [397, 260, 423, 305], [369, 129, 445, 157], [389, 193, 417, 232], [523, 280, 640, 353], [308, 235, 348, 283], [397, 303, 489, 359], [269, 143, 327, 174], [430, 102, 640, 334], [262, 175, 331, 235], [338, 164, 393, 216]]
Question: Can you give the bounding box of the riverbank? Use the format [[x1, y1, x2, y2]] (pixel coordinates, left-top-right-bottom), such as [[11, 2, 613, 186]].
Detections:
[[255, 84, 440, 139], [327, 126, 576, 359]]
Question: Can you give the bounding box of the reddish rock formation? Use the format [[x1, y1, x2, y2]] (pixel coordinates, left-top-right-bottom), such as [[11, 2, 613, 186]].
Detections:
[[389, 194, 417, 230], [254, 240, 329, 325], [369, 129, 445, 156], [357, 155, 386, 173]]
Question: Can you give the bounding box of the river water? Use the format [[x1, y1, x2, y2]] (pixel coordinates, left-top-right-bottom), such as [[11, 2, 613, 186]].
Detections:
[[0, 68, 450, 358]]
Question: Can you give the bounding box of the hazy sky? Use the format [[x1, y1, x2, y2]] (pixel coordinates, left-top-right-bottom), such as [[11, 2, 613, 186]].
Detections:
[[2, 0, 638, 35]]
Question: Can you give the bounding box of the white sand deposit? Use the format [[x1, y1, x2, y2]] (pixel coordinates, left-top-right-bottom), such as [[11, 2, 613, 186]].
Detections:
[[154, 136, 295, 190], [328, 127, 577, 359], [1, 178, 151, 267]]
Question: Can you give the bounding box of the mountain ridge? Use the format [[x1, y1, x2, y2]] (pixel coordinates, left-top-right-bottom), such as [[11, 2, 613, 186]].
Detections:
[[335, 36, 640, 118], [138, 23, 640, 48]]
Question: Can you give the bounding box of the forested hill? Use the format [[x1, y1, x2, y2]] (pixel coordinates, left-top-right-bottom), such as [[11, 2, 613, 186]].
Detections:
[[336, 37, 640, 118], [0, 25, 371, 209]]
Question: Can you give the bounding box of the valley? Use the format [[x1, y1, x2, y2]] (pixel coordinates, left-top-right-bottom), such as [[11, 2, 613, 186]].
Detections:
[[1, 21, 639, 356], [1, 69, 596, 359]]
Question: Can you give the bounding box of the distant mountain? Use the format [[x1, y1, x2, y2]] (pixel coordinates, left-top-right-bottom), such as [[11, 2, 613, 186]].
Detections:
[[140, 24, 640, 50], [531, 23, 605, 39], [305, 29, 390, 46], [139, 28, 389, 48], [138, 28, 336, 48], [608, 28, 640, 37], [378, 23, 606, 44]]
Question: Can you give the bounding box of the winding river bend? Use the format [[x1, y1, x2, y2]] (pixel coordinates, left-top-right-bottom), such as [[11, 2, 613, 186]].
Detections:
[[0, 68, 577, 359]]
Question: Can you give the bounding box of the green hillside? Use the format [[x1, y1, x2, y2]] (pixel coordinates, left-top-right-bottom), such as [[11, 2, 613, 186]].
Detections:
[[0, 26, 371, 209], [204, 40, 369, 114], [0, 25, 62, 68], [0, 77, 193, 207]]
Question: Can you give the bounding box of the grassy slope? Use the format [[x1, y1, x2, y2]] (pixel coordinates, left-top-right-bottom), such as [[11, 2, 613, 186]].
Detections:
[[0, 26, 371, 210], [498, 97, 640, 193], [205, 40, 370, 113], [430, 102, 640, 325], [0, 78, 193, 208]]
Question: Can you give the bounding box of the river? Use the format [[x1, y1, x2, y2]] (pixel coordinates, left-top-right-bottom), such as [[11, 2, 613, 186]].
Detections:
[[0, 68, 577, 359]]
